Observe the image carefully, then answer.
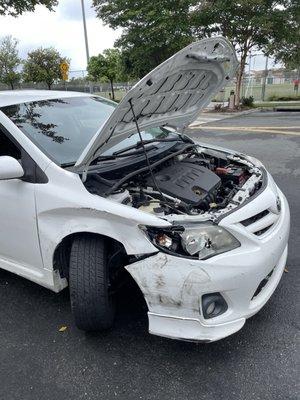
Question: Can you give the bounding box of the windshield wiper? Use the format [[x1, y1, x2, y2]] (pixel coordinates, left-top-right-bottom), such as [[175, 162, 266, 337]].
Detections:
[[94, 137, 184, 163], [61, 161, 76, 168], [112, 137, 182, 156], [98, 145, 158, 160]]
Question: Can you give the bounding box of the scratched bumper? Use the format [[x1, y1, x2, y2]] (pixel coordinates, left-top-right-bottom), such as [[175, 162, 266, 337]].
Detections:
[[126, 189, 290, 342]]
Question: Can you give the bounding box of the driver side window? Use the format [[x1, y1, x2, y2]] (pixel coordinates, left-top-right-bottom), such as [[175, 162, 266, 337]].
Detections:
[[0, 127, 21, 159]]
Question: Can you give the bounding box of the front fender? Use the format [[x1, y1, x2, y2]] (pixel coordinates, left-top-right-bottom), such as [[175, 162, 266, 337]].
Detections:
[[37, 206, 159, 272], [35, 161, 170, 288]]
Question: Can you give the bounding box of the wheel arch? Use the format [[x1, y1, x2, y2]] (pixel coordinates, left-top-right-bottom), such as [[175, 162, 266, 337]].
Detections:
[[53, 231, 127, 280]]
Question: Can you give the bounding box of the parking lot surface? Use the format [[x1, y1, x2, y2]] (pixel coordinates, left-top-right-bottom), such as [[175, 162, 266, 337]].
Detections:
[[0, 111, 299, 400]]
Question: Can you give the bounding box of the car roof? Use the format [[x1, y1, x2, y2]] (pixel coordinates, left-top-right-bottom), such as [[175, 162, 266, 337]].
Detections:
[[0, 90, 92, 107]]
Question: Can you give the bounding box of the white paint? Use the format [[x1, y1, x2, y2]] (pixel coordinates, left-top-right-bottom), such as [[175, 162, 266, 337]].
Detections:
[[126, 193, 289, 341], [0, 45, 290, 341], [0, 156, 24, 180], [75, 37, 239, 169]]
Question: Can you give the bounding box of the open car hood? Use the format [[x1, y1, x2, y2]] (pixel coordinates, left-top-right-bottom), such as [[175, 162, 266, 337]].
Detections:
[[75, 37, 238, 170]]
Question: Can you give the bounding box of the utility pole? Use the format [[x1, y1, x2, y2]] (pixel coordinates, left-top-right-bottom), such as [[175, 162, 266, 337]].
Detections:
[[261, 55, 269, 102], [245, 52, 252, 98], [81, 0, 92, 93]]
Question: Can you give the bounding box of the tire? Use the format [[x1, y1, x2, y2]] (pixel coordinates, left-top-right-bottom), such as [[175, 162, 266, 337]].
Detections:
[[69, 234, 115, 331]]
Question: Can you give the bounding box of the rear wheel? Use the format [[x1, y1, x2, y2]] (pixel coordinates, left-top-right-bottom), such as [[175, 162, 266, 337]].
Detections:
[[69, 234, 115, 331]]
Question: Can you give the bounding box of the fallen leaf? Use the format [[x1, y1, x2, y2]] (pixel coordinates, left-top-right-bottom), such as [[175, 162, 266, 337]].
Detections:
[[59, 326, 67, 332], [284, 267, 289, 273]]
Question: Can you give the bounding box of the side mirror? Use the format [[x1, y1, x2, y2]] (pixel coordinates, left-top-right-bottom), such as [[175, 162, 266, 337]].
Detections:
[[0, 156, 24, 180]]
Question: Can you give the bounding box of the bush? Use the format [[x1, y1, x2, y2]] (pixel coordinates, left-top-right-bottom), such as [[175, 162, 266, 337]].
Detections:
[[214, 103, 222, 111], [267, 94, 300, 101], [241, 96, 254, 107]]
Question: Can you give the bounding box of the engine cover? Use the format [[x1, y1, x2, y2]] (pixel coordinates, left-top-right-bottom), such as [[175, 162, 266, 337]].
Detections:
[[147, 161, 221, 206]]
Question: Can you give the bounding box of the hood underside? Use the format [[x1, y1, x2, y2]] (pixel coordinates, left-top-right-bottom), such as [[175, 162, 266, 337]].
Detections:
[[75, 37, 238, 170]]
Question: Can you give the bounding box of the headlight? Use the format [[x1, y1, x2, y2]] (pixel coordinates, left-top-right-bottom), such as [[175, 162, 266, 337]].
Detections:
[[181, 224, 240, 259], [144, 223, 240, 260]]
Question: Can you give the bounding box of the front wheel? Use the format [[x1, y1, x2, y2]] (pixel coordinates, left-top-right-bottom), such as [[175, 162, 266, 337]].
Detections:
[[69, 234, 115, 331]]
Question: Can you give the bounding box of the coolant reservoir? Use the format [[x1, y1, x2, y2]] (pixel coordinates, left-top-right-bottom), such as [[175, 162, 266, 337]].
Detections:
[[139, 202, 164, 216]]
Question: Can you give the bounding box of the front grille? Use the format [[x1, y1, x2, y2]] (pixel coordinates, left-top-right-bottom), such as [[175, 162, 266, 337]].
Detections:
[[240, 208, 279, 237], [241, 210, 270, 227], [254, 225, 274, 236]]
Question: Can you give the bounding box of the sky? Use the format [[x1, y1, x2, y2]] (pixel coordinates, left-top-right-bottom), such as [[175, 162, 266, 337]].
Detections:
[[0, 0, 121, 74], [0, 0, 279, 75]]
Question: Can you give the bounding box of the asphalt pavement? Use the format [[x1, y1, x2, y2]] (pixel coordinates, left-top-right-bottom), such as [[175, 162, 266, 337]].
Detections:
[[0, 111, 299, 400]]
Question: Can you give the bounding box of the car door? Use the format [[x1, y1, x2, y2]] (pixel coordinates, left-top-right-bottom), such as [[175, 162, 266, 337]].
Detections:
[[0, 126, 44, 275]]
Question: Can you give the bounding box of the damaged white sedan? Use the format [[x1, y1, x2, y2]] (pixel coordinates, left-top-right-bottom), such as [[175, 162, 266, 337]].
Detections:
[[0, 37, 290, 342]]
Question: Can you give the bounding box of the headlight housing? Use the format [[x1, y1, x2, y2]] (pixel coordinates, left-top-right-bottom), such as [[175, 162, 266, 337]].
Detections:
[[180, 224, 240, 259], [144, 223, 240, 260]]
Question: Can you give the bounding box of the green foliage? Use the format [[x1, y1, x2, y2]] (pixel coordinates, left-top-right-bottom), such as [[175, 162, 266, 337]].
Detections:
[[268, 94, 300, 101], [87, 48, 124, 100], [0, 0, 57, 16], [214, 103, 222, 111], [241, 96, 254, 107], [0, 36, 21, 89], [93, 0, 196, 78], [193, 0, 280, 52], [267, 0, 300, 72], [23, 47, 68, 89], [69, 76, 88, 83], [93, 0, 294, 107], [193, 0, 290, 106]]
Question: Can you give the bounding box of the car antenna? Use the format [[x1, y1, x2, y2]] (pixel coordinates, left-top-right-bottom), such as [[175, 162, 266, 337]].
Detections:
[[128, 98, 169, 205]]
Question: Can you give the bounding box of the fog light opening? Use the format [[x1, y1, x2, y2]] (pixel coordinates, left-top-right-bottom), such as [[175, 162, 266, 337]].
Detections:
[[206, 301, 216, 316], [202, 293, 228, 319]]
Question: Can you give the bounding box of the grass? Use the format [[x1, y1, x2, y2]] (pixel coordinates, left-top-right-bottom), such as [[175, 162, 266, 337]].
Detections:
[[95, 83, 299, 104], [255, 102, 300, 108], [214, 83, 298, 102], [95, 90, 125, 102]]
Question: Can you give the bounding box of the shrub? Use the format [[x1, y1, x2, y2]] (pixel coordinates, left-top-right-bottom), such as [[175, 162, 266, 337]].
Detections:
[[267, 94, 300, 101], [214, 103, 222, 111], [241, 96, 254, 107]]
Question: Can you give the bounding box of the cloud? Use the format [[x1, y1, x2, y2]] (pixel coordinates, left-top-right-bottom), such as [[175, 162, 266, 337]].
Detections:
[[0, 0, 121, 70], [57, 0, 95, 21], [0, 0, 279, 73]]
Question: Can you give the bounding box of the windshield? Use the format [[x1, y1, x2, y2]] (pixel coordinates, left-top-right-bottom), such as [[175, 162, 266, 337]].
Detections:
[[1, 96, 177, 166]]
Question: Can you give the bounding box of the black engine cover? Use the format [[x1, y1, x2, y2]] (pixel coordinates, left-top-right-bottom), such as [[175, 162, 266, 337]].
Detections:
[[147, 162, 221, 205]]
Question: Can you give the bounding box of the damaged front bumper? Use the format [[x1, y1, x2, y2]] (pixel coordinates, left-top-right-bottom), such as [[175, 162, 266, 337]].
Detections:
[[125, 188, 290, 342]]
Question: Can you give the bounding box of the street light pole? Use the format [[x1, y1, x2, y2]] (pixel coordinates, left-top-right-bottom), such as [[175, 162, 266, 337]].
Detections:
[[245, 52, 252, 98], [261, 55, 269, 102], [80, 0, 92, 93]]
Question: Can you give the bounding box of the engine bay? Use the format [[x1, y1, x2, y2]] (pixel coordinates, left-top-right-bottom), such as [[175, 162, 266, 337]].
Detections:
[[84, 143, 263, 219]]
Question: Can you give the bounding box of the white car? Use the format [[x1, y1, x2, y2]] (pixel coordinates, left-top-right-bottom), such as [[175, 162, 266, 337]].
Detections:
[[0, 37, 290, 342]]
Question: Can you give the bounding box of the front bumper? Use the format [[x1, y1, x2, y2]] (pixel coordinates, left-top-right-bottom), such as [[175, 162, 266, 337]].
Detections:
[[126, 183, 290, 342]]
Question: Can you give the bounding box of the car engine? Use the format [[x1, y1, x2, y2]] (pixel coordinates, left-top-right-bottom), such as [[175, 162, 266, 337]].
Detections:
[[84, 144, 263, 218], [145, 161, 221, 209]]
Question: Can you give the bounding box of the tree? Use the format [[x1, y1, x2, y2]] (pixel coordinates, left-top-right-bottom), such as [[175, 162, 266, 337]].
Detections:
[[87, 48, 122, 100], [193, 0, 290, 106], [267, 0, 300, 77], [0, 0, 57, 16], [23, 47, 68, 89], [93, 0, 196, 78], [0, 36, 21, 89], [94, 0, 293, 107]]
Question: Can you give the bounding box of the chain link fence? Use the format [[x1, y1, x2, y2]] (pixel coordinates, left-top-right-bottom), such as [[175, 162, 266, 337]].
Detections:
[[0, 67, 298, 103]]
